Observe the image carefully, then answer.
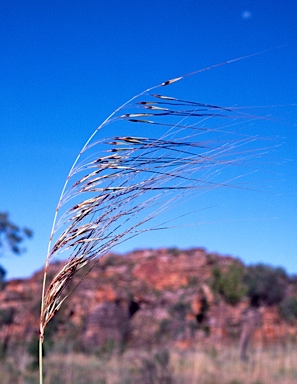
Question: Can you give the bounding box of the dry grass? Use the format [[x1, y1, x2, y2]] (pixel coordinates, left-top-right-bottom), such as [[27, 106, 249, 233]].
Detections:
[[3, 343, 297, 384], [169, 344, 297, 384]]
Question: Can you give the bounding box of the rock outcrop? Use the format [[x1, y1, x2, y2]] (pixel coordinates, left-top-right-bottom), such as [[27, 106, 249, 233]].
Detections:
[[0, 248, 296, 356]]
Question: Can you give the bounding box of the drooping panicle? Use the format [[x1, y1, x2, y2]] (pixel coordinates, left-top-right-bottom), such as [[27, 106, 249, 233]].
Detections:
[[40, 63, 269, 339]]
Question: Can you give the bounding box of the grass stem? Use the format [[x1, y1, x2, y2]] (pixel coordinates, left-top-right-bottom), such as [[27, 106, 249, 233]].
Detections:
[[39, 335, 43, 384]]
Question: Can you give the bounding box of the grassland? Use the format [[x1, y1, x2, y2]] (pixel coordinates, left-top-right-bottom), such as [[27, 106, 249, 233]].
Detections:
[[1, 343, 297, 384]]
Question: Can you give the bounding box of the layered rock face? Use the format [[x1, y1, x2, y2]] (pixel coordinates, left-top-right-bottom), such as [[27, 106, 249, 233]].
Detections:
[[0, 248, 295, 355]]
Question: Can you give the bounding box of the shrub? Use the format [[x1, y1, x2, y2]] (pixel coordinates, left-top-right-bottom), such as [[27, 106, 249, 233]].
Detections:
[[187, 275, 199, 286], [27, 334, 40, 370], [0, 265, 6, 290], [169, 301, 190, 320], [244, 264, 287, 306], [167, 247, 180, 257], [211, 263, 247, 305], [0, 308, 14, 325], [140, 349, 172, 384], [280, 297, 297, 323], [226, 380, 244, 384], [155, 319, 171, 342]]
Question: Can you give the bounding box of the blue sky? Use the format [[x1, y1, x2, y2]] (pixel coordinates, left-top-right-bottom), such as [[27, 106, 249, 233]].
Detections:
[[0, 1, 296, 279]]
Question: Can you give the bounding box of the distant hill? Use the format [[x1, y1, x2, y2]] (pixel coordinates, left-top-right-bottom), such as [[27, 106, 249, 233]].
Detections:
[[0, 247, 296, 359]]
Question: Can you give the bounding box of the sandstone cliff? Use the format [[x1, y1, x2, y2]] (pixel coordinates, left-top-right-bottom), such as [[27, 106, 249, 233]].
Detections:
[[0, 248, 296, 357]]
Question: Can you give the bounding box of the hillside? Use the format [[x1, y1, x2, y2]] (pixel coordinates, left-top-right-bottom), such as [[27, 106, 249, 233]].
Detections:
[[1, 247, 296, 363]]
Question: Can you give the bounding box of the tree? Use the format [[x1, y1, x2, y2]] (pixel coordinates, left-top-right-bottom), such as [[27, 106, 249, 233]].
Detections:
[[0, 212, 33, 284], [0, 212, 33, 256]]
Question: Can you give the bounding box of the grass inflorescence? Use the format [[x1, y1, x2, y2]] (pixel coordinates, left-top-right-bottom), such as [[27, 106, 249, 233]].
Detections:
[[38, 53, 279, 383]]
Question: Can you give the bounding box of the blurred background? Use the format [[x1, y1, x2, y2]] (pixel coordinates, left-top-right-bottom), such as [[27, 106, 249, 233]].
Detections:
[[0, 2, 297, 383], [0, 2, 296, 281]]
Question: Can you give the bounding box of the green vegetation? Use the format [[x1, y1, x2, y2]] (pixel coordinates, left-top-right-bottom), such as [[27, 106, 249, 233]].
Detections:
[[211, 262, 247, 305], [186, 275, 199, 286], [167, 247, 181, 257], [139, 349, 172, 384], [209, 261, 295, 314], [280, 297, 297, 323], [155, 319, 171, 342], [0, 211, 32, 288], [169, 300, 190, 320], [0, 212, 32, 257], [244, 264, 287, 306], [0, 308, 14, 326]]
